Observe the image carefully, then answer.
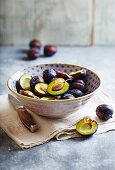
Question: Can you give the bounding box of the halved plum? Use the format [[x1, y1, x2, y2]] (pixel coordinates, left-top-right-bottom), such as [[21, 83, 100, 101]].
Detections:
[[57, 71, 73, 81], [76, 117, 98, 136], [19, 73, 31, 90], [47, 78, 69, 95], [19, 90, 34, 98], [34, 83, 48, 97], [69, 69, 87, 80], [30, 76, 44, 90]]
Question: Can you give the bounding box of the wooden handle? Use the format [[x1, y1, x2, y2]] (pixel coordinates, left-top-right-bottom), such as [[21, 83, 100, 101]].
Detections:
[[17, 107, 38, 132]]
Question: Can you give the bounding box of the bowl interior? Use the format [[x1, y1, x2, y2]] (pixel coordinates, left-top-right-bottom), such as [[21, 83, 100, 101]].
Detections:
[[8, 64, 100, 96]]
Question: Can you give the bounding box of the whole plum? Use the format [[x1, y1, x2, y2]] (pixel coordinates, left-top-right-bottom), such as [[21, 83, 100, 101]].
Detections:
[[60, 93, 75, 99], [27, 48, 40, 60], [43, 69, 57, 84], [67, 89, 84, 98], [29, 39, 41, 49], [96, 104, 113, 121], [70, 79, 86, 91], [44, 45, 57, 57]]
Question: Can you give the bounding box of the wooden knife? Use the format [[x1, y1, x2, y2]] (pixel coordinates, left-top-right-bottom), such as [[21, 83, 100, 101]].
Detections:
[[8, 94, 38, 132]]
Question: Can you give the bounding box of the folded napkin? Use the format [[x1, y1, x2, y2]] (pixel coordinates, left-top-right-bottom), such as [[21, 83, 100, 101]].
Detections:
[[0, 90, 115, 149]]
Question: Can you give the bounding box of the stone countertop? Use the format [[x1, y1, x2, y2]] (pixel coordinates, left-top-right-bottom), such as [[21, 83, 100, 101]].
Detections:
[[0, 46, 115, 170]]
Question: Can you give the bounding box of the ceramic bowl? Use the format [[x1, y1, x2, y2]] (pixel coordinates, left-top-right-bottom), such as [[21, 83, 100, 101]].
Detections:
[[7, 63, 101, 118]]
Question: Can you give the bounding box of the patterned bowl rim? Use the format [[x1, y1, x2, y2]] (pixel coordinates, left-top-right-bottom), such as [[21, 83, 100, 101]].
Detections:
[[7, 63, 101, 102]]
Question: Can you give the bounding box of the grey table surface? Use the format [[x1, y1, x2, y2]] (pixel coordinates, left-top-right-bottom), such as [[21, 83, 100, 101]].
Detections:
[[0, 46, 115, 170]]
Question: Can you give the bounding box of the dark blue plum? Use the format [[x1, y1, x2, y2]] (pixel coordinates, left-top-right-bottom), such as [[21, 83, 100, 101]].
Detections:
[[67, 89, 84, 98], [60, 93, 75, 99], [96, 104, 113, 121], [43, 69, 57, 84]]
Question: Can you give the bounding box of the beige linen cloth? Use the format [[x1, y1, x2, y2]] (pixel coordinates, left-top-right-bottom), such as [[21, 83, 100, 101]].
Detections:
[[0, 90, 115, 149]]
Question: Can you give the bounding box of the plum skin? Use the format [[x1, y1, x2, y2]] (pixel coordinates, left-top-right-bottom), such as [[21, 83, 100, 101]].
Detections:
[[67, 89, 84, 98], [29, 39, 41, 49], [60, 93, 75, 99], [70, 79, 86, 91], [30, 76, 44, 90], [43, 69, 57, 84], [96, 104, 113, 121], [44, 45, 57, 57], [69, 69, 87, 80], [27, 48, 40, 60]]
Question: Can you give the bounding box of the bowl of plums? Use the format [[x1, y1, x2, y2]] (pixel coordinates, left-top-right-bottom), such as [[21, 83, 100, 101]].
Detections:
[[7, 63, 101, 118]]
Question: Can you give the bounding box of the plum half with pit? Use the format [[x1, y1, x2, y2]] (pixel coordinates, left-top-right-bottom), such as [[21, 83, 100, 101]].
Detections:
[[96, 104, 113, 121], [76, 117, 98, 136], [30, 76, 44, 90], [34, 83, 48, 97], [47, 78, 69, 96], [67, 89, 84, 98], [43, 69, 57, 84]]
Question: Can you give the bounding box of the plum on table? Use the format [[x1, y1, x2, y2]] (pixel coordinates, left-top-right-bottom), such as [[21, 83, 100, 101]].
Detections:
[[29, 39, 41, 49], [44, 45, 57, 57], [76, 117, 98, 136], [96, 104, 113, 121], [27, 48, 40, 60]]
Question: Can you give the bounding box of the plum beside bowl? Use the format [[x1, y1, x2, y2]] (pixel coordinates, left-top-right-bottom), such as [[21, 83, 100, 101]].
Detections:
[[7, 63, 101, 118]]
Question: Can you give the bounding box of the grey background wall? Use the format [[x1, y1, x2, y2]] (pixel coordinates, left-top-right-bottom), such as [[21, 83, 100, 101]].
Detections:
[[0, 0, 115, 45]]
